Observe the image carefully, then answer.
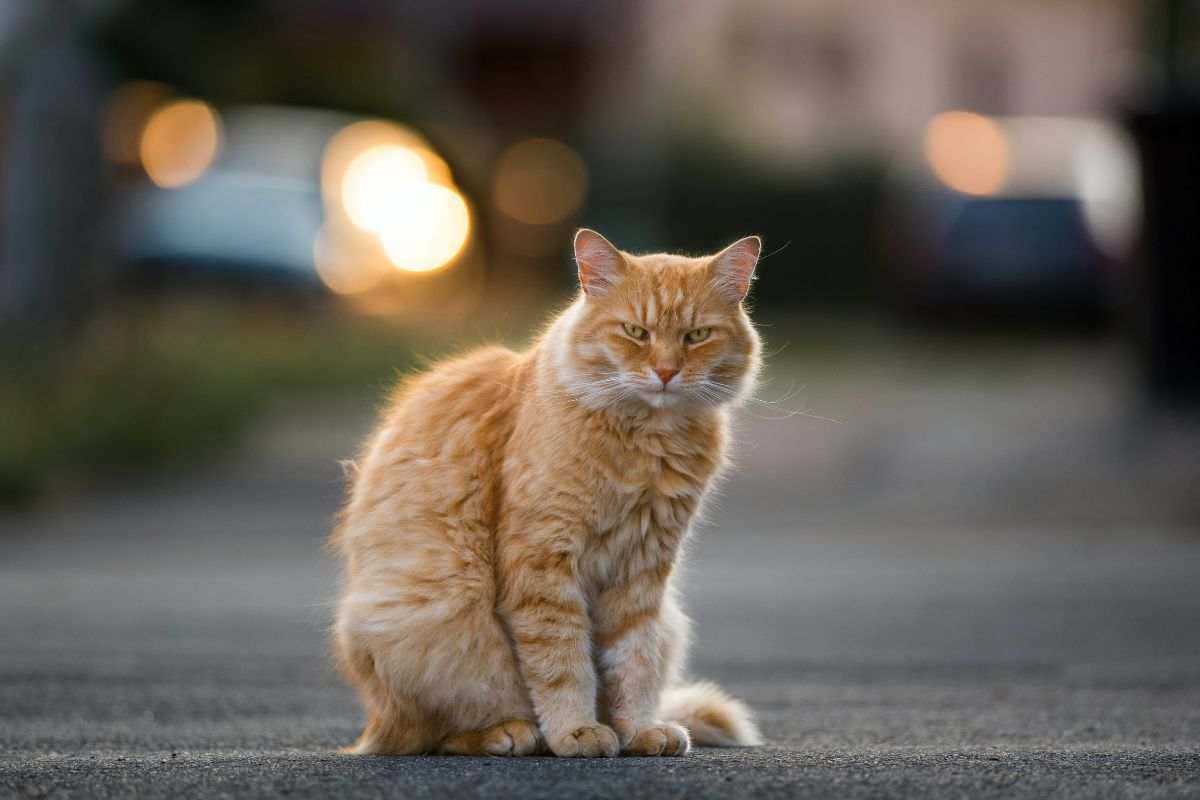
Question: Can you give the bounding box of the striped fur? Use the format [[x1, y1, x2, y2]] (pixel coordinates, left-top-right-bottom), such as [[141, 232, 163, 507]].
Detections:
[[331, 230, 764, 757]]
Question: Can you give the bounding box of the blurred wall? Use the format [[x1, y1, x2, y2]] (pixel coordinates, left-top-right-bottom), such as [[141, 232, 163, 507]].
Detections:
[[617, 0, 1141, 166]]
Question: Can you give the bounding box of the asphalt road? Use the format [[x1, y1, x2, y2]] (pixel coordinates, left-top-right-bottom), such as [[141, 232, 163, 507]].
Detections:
[[2, 344, 1199, 798]]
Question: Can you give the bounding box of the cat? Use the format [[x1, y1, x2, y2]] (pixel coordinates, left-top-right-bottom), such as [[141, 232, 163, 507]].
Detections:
[[330, 229, 765, 757]]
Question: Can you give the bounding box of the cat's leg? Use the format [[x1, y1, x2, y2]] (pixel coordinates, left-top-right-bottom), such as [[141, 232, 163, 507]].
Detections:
[[427, 609, 543, 756], [594, 580, 692, 757], [338, 515, 549, 755], [350, 692, 437, 755], [336, 524, 538, 755], [336, 642, 440, 755], [340, 614, 531, 756], [438, 719, 545, 756], [497, 531, 620, 758]]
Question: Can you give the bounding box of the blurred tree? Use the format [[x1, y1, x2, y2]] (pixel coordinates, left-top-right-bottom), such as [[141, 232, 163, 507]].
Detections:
[[659, 145, 884, 309], [94, 0, 448, 121], [95, 0, 261, 101]]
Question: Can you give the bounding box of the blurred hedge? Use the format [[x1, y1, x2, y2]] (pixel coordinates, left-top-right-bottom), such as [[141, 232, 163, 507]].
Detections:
[[0, 303, 423, 507], [586, 141, 887, 310]]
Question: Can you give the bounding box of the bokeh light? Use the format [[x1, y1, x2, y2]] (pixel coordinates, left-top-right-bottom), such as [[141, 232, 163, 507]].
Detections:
[[376, 183, 471, 273], [313, 225, 391, 295], [322, 121, 451, 213], [321, 119, 471, 275], [139, 99, 222, 188], [341, 145, 430, 233], [924, 111, 1010, 196], [492, 138, 588, 225], [1073, 126, 1141, 258]]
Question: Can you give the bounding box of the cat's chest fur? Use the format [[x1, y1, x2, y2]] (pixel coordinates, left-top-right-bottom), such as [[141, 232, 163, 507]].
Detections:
[[577, 415, 724, 592]]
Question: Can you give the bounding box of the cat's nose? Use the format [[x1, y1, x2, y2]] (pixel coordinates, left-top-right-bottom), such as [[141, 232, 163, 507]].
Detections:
[[654, 367, 679, 386]]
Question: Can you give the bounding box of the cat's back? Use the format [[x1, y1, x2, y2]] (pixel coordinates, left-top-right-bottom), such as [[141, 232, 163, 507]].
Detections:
[[332, 346, 531, 696], [385, 345, 524, 441], [338, 346, 527, 547]]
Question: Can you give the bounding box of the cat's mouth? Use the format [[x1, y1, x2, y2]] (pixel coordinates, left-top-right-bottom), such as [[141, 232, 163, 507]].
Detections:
[[639, 388, 684, 408]]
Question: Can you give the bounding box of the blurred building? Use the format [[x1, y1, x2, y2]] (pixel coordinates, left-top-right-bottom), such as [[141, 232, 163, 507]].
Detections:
[[0, 0, 1163, 327], [621, 0, 1142, 167]]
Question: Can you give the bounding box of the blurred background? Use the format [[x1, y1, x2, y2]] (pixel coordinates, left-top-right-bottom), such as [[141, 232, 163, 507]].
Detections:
[[2, 0, 1200, 782], [1, 0, 1199, 507]]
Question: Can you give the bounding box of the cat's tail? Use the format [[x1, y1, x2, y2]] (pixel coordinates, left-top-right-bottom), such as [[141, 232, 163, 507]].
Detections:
[[659, 681, 763, 747]]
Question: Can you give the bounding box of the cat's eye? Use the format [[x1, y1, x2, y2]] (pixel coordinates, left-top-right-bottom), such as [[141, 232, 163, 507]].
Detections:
[[622, 323, 648, 341], [684, 328, 712, 344]]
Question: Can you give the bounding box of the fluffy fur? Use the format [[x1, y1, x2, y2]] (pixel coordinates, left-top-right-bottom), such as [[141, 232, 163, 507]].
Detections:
[[331, 229, 765, 757]]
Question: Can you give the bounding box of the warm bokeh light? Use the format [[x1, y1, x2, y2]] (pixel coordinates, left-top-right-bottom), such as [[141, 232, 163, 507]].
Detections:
[[139, 99, 222, 188], [492, 138, 588, 225], [341, 145, 430, 233], [103, 81, 172, 166], [377, 182, 471, 272], [313, 226, 391, 295], [924, 111, 1010, 196], [319, 118, 471, 278], [322, 121, 451, 216]]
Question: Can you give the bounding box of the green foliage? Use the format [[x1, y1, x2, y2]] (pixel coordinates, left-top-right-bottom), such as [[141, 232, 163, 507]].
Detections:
[[585, 142, 887, 308], [660, 145, 886, 307], [0, 304, 420, 507]]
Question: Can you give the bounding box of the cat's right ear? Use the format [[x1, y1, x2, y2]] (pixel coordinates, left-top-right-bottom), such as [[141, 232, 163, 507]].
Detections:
[[575, 229, 625, 298]]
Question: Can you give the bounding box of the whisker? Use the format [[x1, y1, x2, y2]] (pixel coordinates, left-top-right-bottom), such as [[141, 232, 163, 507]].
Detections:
[[757, 240, 791, 262], [699, 379, 843, 424]]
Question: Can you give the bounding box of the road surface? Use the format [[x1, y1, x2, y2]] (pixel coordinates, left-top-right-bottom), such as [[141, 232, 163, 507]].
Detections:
[[3, 342, 1199, 798]]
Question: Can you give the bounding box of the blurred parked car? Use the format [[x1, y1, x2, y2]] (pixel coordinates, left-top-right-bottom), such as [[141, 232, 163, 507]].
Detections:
[[885, 113, 1141, 325], [114, 98, 476, 297]]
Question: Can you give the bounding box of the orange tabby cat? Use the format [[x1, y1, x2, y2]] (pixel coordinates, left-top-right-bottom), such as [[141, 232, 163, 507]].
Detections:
[[331, 229, 764, 757]]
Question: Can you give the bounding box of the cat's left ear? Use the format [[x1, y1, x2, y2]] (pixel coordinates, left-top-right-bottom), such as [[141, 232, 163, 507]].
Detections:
[[709, 235, 762, 303], [575, 228, 626, 298]]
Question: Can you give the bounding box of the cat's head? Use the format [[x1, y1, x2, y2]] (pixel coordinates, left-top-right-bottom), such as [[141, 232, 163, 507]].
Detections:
[[554, 229, 762, 412]]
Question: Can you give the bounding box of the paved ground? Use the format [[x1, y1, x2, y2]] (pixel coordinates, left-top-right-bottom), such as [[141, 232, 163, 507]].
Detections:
[[2, 338, 1199, 798]]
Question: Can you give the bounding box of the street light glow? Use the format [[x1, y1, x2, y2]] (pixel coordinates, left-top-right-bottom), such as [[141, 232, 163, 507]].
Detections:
[[925, 111, 1010, 196], [321, 120, 472, 278], [376, 182, 471, 273], [139, 99, 222, 188]]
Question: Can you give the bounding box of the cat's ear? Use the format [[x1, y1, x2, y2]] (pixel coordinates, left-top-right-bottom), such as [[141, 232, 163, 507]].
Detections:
[[709, 235, 762, 302], [575, 228, 625, 297]]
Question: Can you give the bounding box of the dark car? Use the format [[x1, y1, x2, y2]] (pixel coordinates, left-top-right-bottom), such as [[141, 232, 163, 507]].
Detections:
[[885, 114, 1139, 325]]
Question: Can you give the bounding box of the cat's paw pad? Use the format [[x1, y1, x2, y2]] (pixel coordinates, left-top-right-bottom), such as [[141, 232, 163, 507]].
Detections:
[[550, 724, 620, 758], [622, 723, 691, 757], [484, 720, 543, 757]]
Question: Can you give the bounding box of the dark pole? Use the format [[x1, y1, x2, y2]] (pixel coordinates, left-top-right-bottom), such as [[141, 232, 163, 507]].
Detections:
[[0, 0, 110, 339], [1127, 0, 1200, 411]]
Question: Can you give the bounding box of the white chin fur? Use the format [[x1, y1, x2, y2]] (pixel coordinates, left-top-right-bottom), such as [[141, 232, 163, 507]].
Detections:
[[639, 390, 682, 409]]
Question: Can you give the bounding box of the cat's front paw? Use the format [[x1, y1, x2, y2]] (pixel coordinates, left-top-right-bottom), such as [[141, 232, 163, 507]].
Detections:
[[619, 722, 691, 757], [548, 724, 620, 758]]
